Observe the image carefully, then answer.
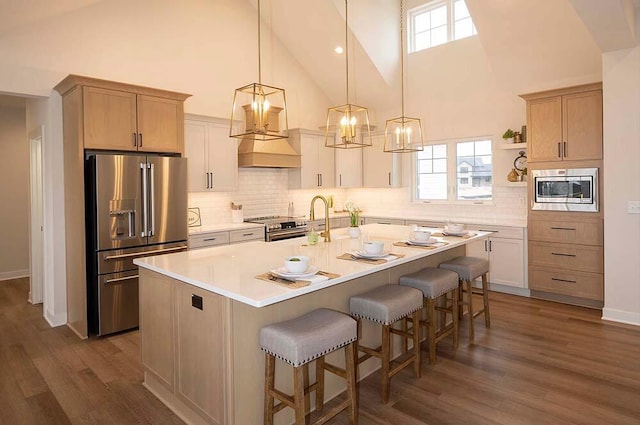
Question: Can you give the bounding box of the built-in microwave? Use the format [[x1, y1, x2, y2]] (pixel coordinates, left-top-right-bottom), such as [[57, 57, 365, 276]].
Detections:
[[531, 168, 598, 212]]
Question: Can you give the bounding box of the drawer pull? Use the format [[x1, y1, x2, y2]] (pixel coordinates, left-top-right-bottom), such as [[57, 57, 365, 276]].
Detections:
[[551, 252, 576, 257], [242, 233, 254, 237], [203, 237, 217, 242], [551, 277, 577, 283], [550, 227, 576, 231]]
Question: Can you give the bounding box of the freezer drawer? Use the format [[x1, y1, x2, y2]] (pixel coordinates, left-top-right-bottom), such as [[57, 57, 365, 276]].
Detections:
[[97, 242, 187, 275], [98, 270, 140, 335]]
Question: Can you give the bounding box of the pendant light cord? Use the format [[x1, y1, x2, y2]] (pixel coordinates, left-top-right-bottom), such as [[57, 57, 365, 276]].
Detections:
[[257, 0, 262, 85], [345, 0, 349, 105], [400, 0, 405, 118]]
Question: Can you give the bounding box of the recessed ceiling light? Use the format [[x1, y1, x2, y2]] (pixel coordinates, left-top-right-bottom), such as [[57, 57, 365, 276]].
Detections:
[[334, 46, 344, 54]]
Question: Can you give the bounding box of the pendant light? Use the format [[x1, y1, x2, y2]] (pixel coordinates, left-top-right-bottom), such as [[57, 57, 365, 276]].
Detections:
[[230, 0, 288, 141], [384, 0, 423, 153], [325, 0, 372, 149]]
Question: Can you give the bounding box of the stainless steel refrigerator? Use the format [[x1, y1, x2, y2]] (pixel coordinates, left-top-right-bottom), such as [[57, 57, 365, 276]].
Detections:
[[85, 153, 188, 336]]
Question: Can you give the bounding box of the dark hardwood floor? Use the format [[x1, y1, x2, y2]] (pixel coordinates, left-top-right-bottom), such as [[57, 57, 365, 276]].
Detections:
[[2, 277, 639, 425]]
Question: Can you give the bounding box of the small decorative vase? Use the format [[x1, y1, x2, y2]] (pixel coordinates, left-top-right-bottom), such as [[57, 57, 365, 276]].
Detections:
[[347, 226, 361, 239]]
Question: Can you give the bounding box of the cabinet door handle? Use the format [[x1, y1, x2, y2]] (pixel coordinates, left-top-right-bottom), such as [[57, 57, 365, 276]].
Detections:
[[489, 240, 492, 251], [210, 172, 214, 189], [550, 227, 576, 231], [557, 142, 561, 158], [484, 240, 488, 251], [551, 252, 576, 257], [320, 174, 323, 186], [388, 172, 391, 186], [551, 277, 577, 283], [133, 132, 137, 147], [339, 174, 342, 186], [138, 133, 143, 147], [563, 142, 567, 158]]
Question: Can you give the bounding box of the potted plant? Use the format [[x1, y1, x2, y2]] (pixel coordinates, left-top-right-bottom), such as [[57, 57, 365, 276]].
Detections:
[[502, 128, 515, 143], [344, 201, 362, 238]]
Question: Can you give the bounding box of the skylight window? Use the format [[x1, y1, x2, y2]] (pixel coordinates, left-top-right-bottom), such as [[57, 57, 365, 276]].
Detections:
[[408, 0, 477, 53]]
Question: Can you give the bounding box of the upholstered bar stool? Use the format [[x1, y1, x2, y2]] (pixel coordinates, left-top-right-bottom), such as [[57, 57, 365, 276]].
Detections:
[[260, 308, 358, 425], [349, 285, 423, 404], [399, 267, 459, 364], [439, 256, 490, 340]]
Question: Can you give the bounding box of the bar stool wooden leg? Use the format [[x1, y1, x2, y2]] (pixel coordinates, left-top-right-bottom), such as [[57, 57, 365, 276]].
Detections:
[[381, 324, 391, 404], [345, 342, 358, 425], [426, 297, 437, 364], [482, 273, 491, 327], [458, 283, 464, 319], [264, 353, 276, 425], [315, 356, 325, 412], [412, 309, 421, 377], [293, 366, 306, 425], [465, 279, 475, 340], [452, 289, 459, 349]]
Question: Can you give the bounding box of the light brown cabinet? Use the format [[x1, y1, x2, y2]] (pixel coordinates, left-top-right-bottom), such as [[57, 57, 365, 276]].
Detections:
[[139, 268, 230, 425], [523, 83, 602, 163]]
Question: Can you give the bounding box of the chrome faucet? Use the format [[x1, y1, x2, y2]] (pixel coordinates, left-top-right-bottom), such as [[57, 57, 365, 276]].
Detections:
[[309, 195, 331, 242]]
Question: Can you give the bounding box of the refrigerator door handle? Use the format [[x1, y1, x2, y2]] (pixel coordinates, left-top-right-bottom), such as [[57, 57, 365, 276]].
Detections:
[[149, 163, 155, 237], [140, 162, 148, 237]]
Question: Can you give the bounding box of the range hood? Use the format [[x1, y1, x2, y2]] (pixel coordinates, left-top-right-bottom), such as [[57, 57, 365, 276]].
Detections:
[[238, 138, 301, 168]]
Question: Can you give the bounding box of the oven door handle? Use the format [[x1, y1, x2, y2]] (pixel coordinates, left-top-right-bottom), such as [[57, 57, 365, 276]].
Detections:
[[268, 229, 307, 241]]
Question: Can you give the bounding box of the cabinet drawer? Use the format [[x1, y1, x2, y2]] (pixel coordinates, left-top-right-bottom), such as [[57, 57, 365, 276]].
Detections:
[[467, 225, 524, 240], [364, 217, 405, 225], [529, 241, 603, 273], [189, 231, 229, 249], [529, 266, 603, 301], [529, 219, 602, 245], [229, 228, 264, 243], [406, 220, 445, 229]]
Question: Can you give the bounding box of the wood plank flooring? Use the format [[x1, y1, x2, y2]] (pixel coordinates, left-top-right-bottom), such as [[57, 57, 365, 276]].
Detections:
[[2, 277, 639, 424]]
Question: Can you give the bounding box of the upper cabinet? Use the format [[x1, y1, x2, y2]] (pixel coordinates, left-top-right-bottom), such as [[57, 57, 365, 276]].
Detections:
[[185, 115, 238, 192], [362, 132, 403, 188], [521, 83, 602, 163], [55, 75, 190, 154], [288, 129, 335, 189]]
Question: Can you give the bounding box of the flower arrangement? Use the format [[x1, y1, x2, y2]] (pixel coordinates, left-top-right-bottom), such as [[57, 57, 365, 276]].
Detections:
[[344, 201, 362, 227]]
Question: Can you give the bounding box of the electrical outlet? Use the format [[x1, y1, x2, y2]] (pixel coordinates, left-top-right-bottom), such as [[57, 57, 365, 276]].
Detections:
[[628, 200, 640, 214]]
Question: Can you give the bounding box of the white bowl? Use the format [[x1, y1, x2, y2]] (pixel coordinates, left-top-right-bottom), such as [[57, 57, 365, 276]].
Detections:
[[284, 256, 309, 273], [411, 230, 431, 241], [363, 241, 384, 254], [446, 223, 465, 233]]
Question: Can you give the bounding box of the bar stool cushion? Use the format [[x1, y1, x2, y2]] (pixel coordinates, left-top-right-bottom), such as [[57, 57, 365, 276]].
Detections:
[[399, 268, 459, 299], [439, 256, 489, 281], [350, 285, 423, 325], [260, 308, 357, 367]]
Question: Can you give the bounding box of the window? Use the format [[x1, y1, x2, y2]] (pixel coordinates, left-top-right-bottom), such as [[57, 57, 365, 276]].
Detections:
[[409, 0, 477, 53], [415, 138, 492, 202]]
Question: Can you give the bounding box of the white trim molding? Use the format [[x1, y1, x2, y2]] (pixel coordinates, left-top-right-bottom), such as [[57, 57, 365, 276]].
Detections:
[[602, 308, 640, 327], [0, 269, 29, 281]]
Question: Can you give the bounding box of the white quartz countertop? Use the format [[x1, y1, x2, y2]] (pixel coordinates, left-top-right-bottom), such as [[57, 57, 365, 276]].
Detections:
[[188, 222, 264, 235], [135, 224, 489, 308]]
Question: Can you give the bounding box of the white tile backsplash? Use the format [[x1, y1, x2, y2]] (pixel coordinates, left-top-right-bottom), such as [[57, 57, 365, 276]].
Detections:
[[189, 170, 527, 226]]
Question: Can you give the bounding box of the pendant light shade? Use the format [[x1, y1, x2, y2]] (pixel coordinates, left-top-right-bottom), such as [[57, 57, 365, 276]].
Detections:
[[384, 0, 423, 153], [325, 0, 372, 149], [230, 0, 288, 141]]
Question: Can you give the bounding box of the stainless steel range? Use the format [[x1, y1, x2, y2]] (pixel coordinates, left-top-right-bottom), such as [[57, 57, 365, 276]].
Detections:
[[244, 216, 308, 242]]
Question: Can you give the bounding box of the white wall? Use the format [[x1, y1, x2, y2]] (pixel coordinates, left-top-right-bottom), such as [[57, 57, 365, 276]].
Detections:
[[0, 106, 29, 280], [602, 45, 640, 326]]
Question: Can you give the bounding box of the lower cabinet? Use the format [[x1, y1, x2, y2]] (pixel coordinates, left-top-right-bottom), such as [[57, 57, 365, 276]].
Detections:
[[140, 269, 230, 425], [189, 227, 264, 249], [465, 225, 526, 289]]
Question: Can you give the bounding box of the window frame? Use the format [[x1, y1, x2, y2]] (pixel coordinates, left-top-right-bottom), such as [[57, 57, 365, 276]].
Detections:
[[408, 0, 477, 54], [412, 136, 494, 205]]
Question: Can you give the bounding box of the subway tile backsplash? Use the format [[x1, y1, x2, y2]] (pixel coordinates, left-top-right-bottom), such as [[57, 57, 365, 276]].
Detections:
[[189, 169, 527, 226]]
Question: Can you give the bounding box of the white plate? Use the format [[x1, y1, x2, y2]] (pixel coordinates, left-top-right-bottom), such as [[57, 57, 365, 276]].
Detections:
[[270, 265, 319, 280], [407, 238, 438, 246], [442, 230, 468, 236], [352, 251, 389, 259]]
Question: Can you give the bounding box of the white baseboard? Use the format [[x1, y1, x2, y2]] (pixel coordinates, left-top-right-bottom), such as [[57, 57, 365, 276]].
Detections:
[[44, 308, 67, 328], [0, 269, 29, 281], [602, 308, 640, 327]]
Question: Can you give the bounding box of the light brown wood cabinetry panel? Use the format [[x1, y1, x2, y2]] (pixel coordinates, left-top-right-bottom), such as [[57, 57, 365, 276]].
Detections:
[[137, 95, 183, 153], [563, 90, 602, 161], [529, 241, 603, 273], [83, 87, 138, 151], [529, 266, 603, 301], [139, 268, 175, 391], [528, 219, 603, 246], [527, 96, 562, 162]]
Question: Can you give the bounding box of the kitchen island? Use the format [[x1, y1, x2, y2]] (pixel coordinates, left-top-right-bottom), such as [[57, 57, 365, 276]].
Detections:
[[134, 224, 489, 425]]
